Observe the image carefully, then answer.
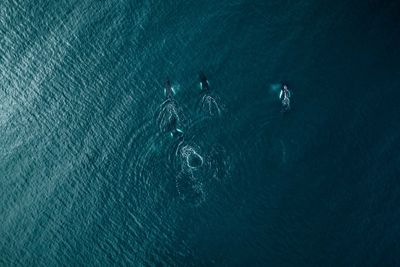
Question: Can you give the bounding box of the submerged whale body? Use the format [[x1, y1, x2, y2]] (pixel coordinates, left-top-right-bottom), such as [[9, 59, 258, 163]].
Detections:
[[199, 71, 210, 91], [164, 78, 174, 99], [156, 100, 179, 132]]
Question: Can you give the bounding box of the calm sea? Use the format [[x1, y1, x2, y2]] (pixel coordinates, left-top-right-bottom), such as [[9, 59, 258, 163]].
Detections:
[[1, 0, 399, 266]]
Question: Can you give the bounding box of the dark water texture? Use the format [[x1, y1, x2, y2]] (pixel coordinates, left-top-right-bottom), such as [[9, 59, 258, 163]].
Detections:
[[1, 0, 400, 266]]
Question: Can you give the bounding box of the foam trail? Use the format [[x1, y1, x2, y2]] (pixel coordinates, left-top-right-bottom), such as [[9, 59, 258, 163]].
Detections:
[[156, 100, 180, 133], [175, 169, 205, 206], [201, 94, 222, 116]]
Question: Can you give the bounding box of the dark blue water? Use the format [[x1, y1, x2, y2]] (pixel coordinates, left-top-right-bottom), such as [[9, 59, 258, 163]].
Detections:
[[1, 0, 400, 266]]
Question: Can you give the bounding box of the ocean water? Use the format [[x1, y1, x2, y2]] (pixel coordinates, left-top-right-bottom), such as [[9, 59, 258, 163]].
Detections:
[[1, 0, 400, 266]]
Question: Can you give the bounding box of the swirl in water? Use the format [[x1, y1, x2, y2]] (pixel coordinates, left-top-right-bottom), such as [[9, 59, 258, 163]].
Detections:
[[180, 145, 204, 169], [172, 142, 207, 205]]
